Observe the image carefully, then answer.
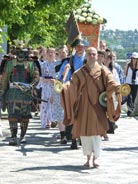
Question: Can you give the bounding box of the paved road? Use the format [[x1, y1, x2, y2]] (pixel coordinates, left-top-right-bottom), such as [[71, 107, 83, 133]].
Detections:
[[0, 112, 138, 184]]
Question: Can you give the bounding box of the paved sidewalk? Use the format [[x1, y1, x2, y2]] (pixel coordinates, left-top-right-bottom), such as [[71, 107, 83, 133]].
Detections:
[[0, 112, 138, 184]]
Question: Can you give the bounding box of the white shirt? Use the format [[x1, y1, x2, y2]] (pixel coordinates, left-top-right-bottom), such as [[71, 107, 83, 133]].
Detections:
[[125, 66, 138, 85]]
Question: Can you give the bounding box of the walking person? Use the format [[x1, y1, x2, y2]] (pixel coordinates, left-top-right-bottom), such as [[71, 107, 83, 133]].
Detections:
[[61, 47, 121, 167], [97, 50, 105, 66], [54, 45, 69, 144], [40, 46, 68, 142], [133, 90, 138, 115], [59, 38, 89, 149], [124, 52, 138, 116], [40, 48, 57, 128], [1, 43, 40, 145], [103, 52, 121, 138], [112, 51, 124, 84], [0, 54, 11, 135], [97, 50, 110, 141]]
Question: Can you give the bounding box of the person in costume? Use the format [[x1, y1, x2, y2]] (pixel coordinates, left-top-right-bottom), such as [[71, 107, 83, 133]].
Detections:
[[0, 55, 10, 133], [40, 47, 68, 136], [1, 43, 40, 145], [60, 47, 121, 168], [28, 51, 42, 114], [58, 38, 89, 149], [0, 54, 11, 115], [40, 47, 65, 130]]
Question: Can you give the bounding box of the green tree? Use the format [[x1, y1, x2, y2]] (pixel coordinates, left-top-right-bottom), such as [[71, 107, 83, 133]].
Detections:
[[0, 0, 83, 49]]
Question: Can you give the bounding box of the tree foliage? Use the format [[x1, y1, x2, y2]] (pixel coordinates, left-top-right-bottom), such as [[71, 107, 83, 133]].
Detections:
[[0, 0, 83, 48]]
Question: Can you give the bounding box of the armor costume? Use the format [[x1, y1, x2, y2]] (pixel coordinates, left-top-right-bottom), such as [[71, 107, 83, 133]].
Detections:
[[1, 45, 39, 145]]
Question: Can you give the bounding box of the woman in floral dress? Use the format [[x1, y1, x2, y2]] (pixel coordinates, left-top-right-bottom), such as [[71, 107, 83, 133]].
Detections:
[[40, 48, 64, 130]]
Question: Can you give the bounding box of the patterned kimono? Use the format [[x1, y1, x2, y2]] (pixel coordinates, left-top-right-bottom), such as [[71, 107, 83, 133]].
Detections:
[[40, 60, 64, 128]]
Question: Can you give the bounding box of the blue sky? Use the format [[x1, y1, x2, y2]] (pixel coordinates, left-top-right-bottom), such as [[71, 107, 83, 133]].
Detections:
[[92, 0, 137, 30]]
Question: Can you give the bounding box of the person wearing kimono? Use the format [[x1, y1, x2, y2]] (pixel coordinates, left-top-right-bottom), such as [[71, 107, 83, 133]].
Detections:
[[61, 47, 121, 168]]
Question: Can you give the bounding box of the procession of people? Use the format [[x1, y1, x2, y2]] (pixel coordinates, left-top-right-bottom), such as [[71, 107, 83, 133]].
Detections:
[[0, 2, 138, 168], [0, 34, 138, 168]]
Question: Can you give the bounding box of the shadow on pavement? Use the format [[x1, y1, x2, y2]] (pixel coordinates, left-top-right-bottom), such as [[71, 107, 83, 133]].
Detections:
[[103, 146, 138, 153], [1, 132, 74, 155], [11, 164, 96, 173]]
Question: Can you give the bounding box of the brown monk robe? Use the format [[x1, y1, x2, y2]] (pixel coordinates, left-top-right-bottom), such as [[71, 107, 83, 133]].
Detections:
[[61, 47, 122, 168]]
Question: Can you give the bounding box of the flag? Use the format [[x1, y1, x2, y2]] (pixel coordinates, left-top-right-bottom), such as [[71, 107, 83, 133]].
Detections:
[[66, 11, 80, 45]]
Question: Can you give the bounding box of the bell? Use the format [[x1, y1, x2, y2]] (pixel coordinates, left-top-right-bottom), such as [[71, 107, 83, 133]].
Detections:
[[54, 80, 63, 93], [119, 84, 131, 96], [99, 91, 107, 108]]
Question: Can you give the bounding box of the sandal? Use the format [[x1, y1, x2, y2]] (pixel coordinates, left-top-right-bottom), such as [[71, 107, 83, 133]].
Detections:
[[83, 162, 92, 168], [93, 163, 100, 168]]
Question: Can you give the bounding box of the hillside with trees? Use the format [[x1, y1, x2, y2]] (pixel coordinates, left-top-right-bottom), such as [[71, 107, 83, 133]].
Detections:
[[100, 29, 138, 59]]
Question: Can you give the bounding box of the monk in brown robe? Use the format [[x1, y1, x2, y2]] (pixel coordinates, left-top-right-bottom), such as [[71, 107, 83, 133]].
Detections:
[[61, 47, 122, 168]]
